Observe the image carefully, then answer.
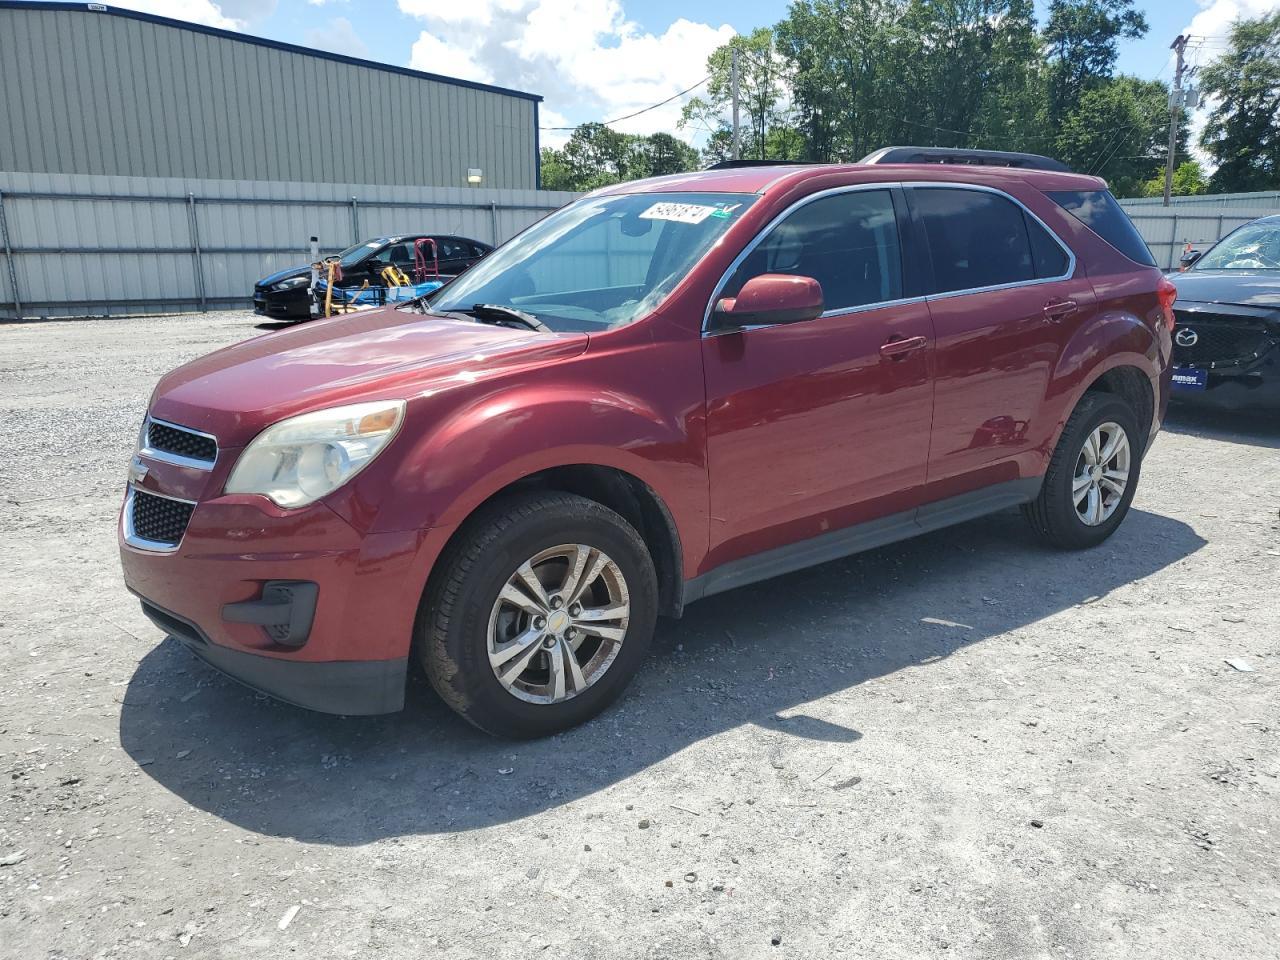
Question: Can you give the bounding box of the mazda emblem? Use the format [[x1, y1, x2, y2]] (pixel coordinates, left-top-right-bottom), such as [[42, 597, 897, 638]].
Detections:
[[1175, 328, 1199, 347]]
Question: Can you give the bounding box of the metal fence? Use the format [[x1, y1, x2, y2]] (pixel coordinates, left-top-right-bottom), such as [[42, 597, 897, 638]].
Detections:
[[8, 176, 1277, 318], [1118, 192, 1280, 270], [0, 171, 579, 320]]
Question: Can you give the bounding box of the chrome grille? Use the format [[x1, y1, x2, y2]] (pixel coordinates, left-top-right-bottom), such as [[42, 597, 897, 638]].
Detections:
[[144, 418, 217, 466], [129, 489, 195, 548]]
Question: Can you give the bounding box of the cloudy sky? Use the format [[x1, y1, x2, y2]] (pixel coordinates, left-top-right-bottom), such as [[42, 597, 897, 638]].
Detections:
[[74, 0, 1280, 149]]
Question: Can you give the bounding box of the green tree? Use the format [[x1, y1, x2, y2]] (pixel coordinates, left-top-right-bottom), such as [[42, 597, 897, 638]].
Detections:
[[1043, 0, 1148, 125], [1055, 76, 1183, 196], [680, 28, 801, 162], [776, 0, 1048, 161], [1199, 12, 1280, 192], [1140, 160, 1207, 198], [539, 126, 702, 191], [539, 148, 575, 192], [775, 0, 910, 161], [899, 0, 1044, 151], [636, 133, 701, 176]]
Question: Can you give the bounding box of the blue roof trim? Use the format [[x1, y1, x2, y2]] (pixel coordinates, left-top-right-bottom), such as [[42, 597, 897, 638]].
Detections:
[[0, 1, 543, 103]]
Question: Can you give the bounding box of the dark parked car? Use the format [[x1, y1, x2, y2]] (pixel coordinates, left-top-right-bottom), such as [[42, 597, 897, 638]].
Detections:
[[123, 152, 1171, 737], [252, 234, 492, 320], [1170, 215, 1280, 409]]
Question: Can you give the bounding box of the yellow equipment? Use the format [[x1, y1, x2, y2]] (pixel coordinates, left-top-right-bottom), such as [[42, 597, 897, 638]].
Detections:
[[380, 264, 411, 288]]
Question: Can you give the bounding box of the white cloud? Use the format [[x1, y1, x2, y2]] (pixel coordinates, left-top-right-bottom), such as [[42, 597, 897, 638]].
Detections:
[[399, 0, 733, 143], [305, 16, 370, 60], [1179, 0, 1280, 168], [409, 33, 495, 83], [104, 0, 244, 29], [1184, 0, 1280, 45], [538, 107, 573, 148], [214, 0, 276, 20]]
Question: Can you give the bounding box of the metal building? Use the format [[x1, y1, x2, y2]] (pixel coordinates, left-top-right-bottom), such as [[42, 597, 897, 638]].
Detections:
[[0, 1, 542, 189], [1119, 191, 1280, 269]]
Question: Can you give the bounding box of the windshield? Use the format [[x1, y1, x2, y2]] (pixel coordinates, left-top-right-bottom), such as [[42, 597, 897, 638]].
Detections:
[[1195, 220, 1280, 271], [425, 192, 756, 332], [338, 239, 387, 268]]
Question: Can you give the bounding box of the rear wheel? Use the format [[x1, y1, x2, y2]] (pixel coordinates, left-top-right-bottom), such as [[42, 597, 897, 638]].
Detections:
[[1023, 393, 1142, 549], [418, 492, 657, 738]]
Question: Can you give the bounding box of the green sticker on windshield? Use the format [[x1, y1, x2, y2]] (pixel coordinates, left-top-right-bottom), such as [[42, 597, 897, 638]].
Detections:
[[710, 202, 745, 219]]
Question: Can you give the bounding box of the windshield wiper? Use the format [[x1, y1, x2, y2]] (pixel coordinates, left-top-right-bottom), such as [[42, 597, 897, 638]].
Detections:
[[466, 303, 551, 332]]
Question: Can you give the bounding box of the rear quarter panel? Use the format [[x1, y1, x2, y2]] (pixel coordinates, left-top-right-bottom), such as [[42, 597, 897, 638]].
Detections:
[[1019, 186, 1171, 454]]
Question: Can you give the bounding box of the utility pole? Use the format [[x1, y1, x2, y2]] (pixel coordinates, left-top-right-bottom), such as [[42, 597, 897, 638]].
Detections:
[[730, 45, 741, 161], [1163, 34, 1188, 207]]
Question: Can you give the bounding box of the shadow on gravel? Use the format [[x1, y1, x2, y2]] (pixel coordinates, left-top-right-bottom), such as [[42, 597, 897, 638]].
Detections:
[[1163, 405, 1280, 449], [119, 507, 1203, 843]]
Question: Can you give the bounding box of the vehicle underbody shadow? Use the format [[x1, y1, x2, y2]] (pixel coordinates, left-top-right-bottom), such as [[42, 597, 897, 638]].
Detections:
[[118, 507, 1203, 843]]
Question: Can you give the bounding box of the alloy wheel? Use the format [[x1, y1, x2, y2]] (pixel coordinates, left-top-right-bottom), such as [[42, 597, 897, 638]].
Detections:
[[486, 544, 630, 704], [1072, 421, 1131, 526]]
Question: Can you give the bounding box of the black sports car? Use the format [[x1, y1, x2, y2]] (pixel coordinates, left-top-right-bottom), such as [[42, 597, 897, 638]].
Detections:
[[1170, 215, 1280, 410], [252, 234, 492, 320]]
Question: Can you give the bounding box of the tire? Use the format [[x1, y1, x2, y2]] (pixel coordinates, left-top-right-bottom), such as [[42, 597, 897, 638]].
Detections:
[[1022, 392, 1143, 550], [417, 491, 658, 738]]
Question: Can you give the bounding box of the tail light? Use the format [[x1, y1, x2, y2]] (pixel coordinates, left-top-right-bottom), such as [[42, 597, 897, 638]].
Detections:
[[1156, 277, 1177, 332]]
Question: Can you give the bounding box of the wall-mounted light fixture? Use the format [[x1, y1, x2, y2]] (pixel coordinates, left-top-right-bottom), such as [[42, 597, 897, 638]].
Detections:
[[466, 168, 483, 185]]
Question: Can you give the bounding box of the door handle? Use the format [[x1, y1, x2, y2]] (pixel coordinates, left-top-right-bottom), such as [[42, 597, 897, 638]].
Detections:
[[1043, 299, 1078, 322], [879, 335, 928, 360]]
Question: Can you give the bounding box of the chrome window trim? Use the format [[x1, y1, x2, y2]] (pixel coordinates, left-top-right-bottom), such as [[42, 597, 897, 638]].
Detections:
[[141, 416, 219, 471], [122, 484, 195, 554], [701, 179, 1078, 335]]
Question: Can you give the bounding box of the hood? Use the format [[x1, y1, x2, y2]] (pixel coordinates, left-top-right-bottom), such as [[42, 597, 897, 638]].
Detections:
[[256, 264, 310, 288], [1171, 270, 1280, 310], [149, 308, 589, 446]]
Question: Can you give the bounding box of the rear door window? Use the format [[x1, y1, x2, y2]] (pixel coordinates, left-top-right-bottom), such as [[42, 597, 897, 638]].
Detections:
[[723, 189, 903, 313], [1046, 190, 1156, 267], [912, 187, 1038, 294]]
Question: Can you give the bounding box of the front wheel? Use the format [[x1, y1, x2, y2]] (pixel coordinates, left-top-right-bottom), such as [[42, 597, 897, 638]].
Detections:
[[1022, 392, 1142, 549], [417, 492, 658, 738]]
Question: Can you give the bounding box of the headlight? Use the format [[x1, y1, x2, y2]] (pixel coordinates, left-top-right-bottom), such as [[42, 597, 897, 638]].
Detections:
[[271, 276, 309, 292], [225, 401, 405, 508]]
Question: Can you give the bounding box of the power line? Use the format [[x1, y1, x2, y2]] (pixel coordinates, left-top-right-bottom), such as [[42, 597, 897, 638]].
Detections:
[[539, 77, 710, 131]]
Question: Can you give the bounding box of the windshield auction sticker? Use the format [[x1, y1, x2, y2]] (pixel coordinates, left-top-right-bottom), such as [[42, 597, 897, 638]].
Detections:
[[639, 202, 718, 225]]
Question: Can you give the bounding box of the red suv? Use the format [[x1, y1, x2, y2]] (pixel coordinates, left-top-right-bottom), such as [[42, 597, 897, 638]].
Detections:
[[120, 152, 1174, 737]]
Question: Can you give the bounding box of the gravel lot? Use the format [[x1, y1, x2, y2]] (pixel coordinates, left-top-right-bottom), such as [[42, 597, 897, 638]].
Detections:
[[2, 310, 1278, 960]]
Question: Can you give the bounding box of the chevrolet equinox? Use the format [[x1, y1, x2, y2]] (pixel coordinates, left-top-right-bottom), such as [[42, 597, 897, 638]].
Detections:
[[120, 152, 1174, 737]]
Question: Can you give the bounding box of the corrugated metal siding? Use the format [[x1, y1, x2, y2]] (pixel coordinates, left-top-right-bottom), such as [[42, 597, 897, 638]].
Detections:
[[0, 170, 579, 319], [1119, 192, 1280, 269], [0, 5, 538, 189]]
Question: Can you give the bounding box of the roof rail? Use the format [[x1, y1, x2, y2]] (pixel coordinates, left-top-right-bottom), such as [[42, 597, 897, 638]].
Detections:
[[706, 159, 820, 170], [860, 146, 1071, 173]]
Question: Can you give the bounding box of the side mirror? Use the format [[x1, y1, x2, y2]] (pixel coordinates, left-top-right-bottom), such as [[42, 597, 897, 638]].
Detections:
[[1179, 249, 1202, 271], [711, 274, 824, 331]]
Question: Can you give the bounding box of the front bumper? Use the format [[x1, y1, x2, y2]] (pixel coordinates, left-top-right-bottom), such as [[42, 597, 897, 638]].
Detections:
[[1171, 301, 1280, 410], [120, 492, 451, 715], [253, 286, 311, 319], [1171, 367, 1280, 410], [136, 595, 407, 714]]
